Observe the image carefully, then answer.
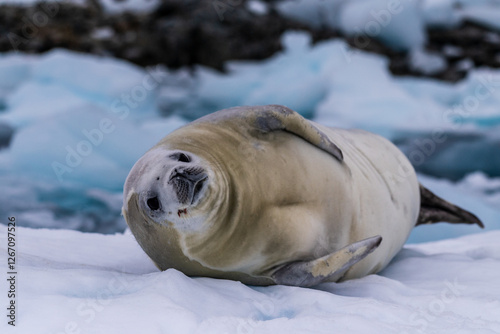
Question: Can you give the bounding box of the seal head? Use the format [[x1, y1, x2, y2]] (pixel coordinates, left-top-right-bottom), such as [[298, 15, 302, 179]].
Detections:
[[124, 148, 211, 231]]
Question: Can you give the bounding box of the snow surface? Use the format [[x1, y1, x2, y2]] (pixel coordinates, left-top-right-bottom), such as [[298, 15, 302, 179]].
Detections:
[[2, 224, 500, 333]]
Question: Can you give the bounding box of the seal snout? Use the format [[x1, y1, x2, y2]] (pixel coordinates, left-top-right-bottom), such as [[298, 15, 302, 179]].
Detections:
[[169, 166, 208, 205]]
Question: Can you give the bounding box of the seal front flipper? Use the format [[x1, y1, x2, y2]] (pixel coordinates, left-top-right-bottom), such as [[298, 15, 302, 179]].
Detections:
[[196, 104, 344, 162], [270, 235, 382, 287], [417, 184, 484, 228]]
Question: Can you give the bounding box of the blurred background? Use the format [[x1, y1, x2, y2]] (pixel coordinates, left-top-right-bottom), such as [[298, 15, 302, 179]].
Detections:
[[0, 0, 499, 242]]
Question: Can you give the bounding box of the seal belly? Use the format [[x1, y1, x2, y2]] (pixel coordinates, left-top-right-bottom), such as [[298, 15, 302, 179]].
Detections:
[[314, 125, 420, 279], [243, 126, 418, 280], [231, 131, 355, 272]]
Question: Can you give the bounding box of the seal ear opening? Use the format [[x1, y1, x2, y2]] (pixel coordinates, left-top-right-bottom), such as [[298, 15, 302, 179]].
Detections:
[[271, 235, 382, 287]]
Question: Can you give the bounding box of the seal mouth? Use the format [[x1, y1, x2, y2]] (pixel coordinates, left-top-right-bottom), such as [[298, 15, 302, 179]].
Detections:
[[169, 166, 208, 206]]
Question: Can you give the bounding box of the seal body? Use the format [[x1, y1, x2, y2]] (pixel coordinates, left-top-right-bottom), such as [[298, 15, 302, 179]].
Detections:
[[123, 105, 480, 287]]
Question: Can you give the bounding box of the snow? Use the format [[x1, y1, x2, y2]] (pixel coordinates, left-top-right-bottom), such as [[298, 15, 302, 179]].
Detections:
[[98, 0, 160, 14], [91, 27, 115, 40], [408, 48, 447, 75], [338, 0, 426, 51], [2, 81, 89, 127], [277, 0, 500, 49], [314, 47, 449, 136], [171, 32, 343, 120], [32, 49, 155, 112], [421, 0, 463, 28], [0, 53, 33, 92], [2, 224, 500, 333], [246, 0, 269, 16], [278, 0, 428, 51], [461, 6, 500, 31], [0, 49, 159, 127]]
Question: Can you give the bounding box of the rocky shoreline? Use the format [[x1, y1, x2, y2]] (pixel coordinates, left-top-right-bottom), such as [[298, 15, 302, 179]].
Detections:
[[1, 0, 500, 82]]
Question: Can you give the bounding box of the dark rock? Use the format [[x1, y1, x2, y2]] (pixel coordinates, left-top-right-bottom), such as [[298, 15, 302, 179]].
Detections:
[[0, 1, 499, 82]]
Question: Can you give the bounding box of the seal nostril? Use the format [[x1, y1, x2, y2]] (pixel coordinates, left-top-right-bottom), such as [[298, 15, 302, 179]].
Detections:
[[194, 179, 205, 197], [178, 153, 190, 163], [147, 196, 160, 211]]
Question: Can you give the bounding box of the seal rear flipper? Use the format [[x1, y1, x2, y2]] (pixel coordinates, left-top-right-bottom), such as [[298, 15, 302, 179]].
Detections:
[[270, 235, 382, 287], [417, 184, 484, 228]]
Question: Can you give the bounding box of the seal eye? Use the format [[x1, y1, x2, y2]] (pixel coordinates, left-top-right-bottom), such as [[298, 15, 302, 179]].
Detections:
[[178, 153, 191, 163], [169, 152, 191, 162], [147, 196, 160, 211]]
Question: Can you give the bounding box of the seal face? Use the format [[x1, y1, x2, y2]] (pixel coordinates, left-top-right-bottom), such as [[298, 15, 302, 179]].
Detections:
[[124, 148, 213, 233], [123, 105, 483, 287]]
